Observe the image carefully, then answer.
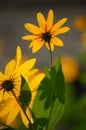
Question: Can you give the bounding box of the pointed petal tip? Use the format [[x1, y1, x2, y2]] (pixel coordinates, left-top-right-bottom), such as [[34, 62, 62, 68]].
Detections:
[[16, 46, 21, 55], [49, 9, 53, 13], [22, 36, 25, 40]]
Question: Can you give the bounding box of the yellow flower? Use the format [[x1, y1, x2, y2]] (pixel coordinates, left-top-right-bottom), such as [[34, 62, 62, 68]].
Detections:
[[22, 9, 70, 53], [0, 46, 36, 102], [61, 55, 79, 82], [73, 16, 86, 31], [0, 69, 45, 128]]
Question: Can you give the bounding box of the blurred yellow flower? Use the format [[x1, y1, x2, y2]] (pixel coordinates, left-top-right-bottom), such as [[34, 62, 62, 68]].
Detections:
[[61, 55, 79, 82], [0, 69, 45, 128], [0, 46, 36, 102], [73, 16, 86, 31], [22, 9, 70, 53]]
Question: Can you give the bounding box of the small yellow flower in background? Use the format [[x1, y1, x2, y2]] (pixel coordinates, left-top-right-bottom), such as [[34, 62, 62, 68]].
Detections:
[[73, 16, 86, 31], [22, 9, 70, 53], [0, 69, 45, 128], [61, 55, 79, 82], [0, 46, 36, 102], [73, 15, 86, 48]]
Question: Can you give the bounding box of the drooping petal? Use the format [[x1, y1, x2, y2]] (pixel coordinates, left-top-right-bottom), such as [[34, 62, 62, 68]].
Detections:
[[51, 18, 68, 32], [51, 37, 64, 46], [37, 12, 46, 33], [53, 27, 70, 36], [22, 35, 38, 40], [31, 40, 44, 53], [47, 9, 54, 31], [7, 103, 19, 125], [18, 58, 36, 74], [24, 23, 41, 34], [4, 60, 15, 77]]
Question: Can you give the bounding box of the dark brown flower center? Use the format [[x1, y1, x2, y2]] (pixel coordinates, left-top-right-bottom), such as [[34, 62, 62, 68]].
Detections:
[[2, 80, 14, 91], [42, 32, 51, 43]]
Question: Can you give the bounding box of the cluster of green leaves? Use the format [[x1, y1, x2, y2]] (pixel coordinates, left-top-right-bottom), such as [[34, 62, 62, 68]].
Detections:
[[1, 57, 66, 130]]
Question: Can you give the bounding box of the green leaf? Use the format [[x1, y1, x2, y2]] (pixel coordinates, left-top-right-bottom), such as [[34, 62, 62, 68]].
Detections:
[[20, 76, 31, 110], [47, 56, 65, 129], [54, 56, 65, 104], [32, 56, 66, 130]]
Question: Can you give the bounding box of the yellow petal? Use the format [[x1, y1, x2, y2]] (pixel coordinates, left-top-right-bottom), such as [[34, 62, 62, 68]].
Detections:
[[51, 37, 64, 46], [28, 69, 40, 77], [29, 37, 42, 48], [20, 109, 29, 128], [47, 9, 53, 31], [0, 72, 5, 82], [50, 42, 54, 51], [24, 23, 41, 34], [51, 18, 68, 32], [18, 58, 36, 74], [53, 27, 70, 36], [15, 46, 21, 69], [45, 42, 50, 50], [0, 90, 3, 101], [4, 60, 15, 77], [31, 40, 44, 53], [22, 35, 38, 40], [7, 103, 19, 125], [37, 12, 46, 33], [29, 72, 45, 91], [29, 91, 36, 108], [0, 100, 14, 117], [29, 40, 35, 48], [45, 42, 54, 51], [3, 91, 12, 100]]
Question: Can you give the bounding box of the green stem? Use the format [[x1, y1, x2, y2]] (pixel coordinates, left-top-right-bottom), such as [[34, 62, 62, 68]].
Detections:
[[48, 42, 53, 68], [11, 90, 31, 125], [46, 93, 55, 130]]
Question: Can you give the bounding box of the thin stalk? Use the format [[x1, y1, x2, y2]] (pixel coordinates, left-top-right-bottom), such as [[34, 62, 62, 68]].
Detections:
[[11, 90, 31, 124], [46, 92, 55, 130], [48, 42, 53, 68]]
